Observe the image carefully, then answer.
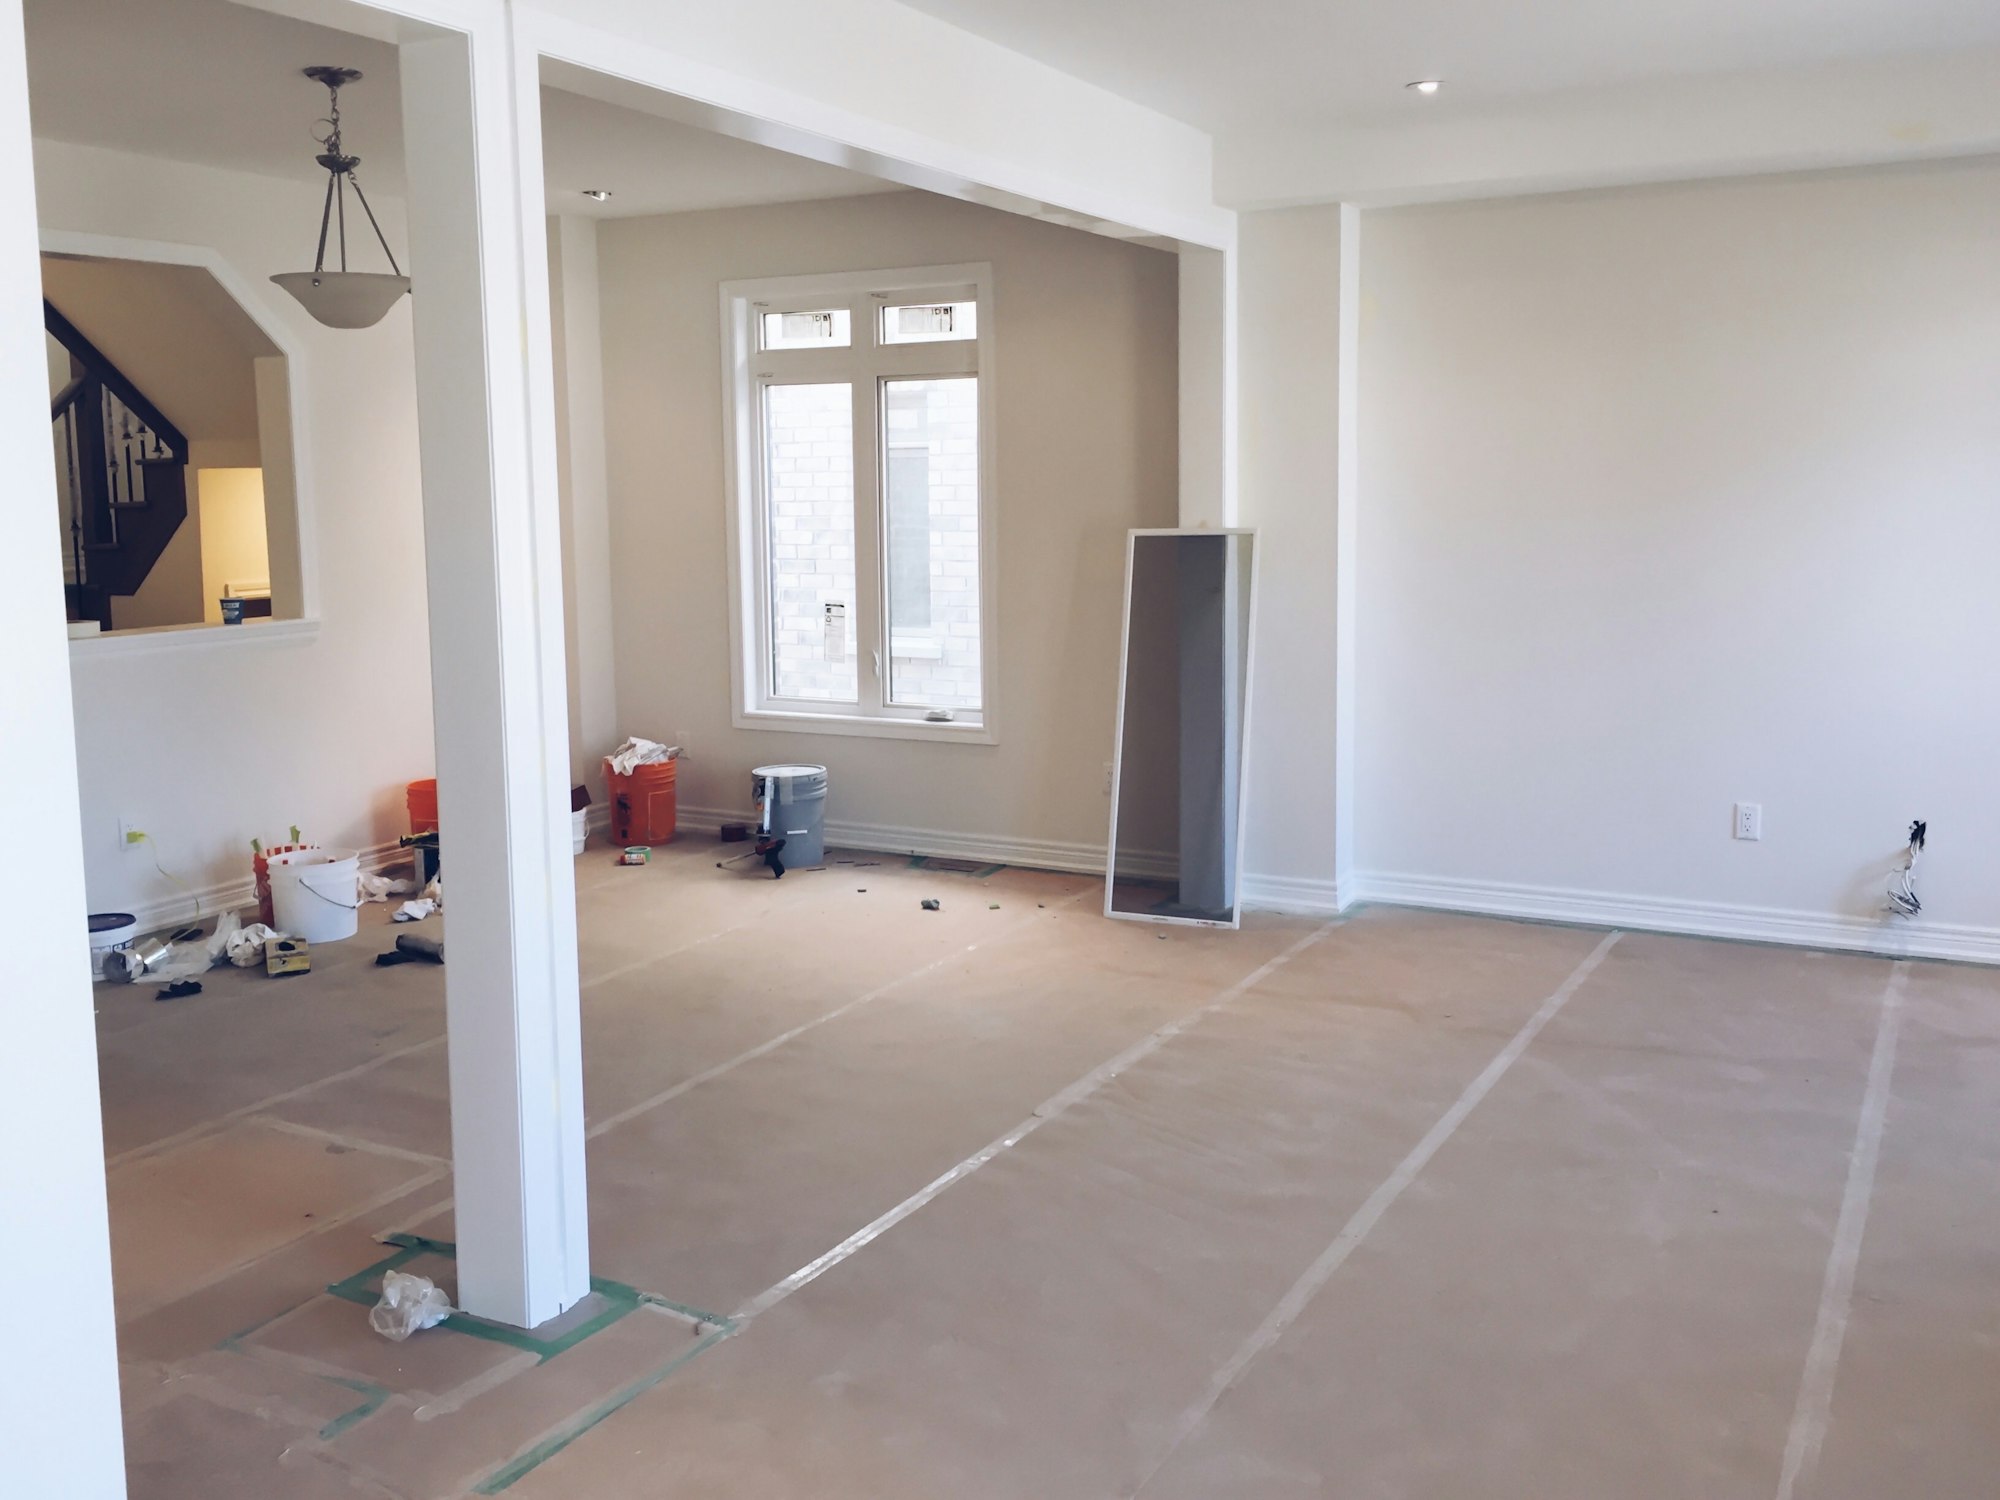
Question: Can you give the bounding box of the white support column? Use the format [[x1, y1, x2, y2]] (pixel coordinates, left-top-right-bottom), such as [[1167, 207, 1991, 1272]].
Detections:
[[399, 24, 590, 1329], [1331, 204, 1361, 896], [1235, 204, 1350, 908], [0, 2, 127, 1491], [1177, 240, 1237, 528], [546, 214, 620, 787]]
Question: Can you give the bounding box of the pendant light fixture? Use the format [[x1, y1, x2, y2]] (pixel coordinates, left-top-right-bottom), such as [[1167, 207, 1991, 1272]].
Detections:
[[270, 66, 410, 330]]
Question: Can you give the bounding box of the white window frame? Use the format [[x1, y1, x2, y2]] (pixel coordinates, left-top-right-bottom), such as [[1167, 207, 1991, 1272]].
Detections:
[[721, 263, 999, 744]]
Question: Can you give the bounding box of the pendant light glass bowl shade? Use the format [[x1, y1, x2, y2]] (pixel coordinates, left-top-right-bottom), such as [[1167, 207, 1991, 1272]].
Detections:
[[277, 67, 408, 330], [270, 270, 410, 329]]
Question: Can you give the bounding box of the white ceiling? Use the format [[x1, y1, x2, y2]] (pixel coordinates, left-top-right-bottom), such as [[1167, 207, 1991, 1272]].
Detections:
[[23, 0, 897, 216], [893, 0, 2000, 133]]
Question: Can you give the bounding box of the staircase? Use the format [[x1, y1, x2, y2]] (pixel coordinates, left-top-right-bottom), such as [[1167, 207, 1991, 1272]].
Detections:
[[47, 300, 190, 631]]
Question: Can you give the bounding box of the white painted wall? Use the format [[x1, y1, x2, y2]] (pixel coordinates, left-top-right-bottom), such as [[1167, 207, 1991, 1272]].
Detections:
[[595, 190, 1178, 862], [38, 139, 434, 925], [1358, 158, 2000, 958], [0, 7, 124, 1489]]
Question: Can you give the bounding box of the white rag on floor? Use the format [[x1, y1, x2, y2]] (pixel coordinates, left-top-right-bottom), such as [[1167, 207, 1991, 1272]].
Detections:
[[607, 737, 681, 776], [357, 873, 412, 904], [393, 899, 436, 923], [210, 910, 284, 968]]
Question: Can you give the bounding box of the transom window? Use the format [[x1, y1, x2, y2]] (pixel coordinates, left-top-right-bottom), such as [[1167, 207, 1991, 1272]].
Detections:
[[722, 264, 996, 742]]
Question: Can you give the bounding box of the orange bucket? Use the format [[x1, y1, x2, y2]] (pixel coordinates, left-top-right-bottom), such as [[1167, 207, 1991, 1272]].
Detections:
[[407, 778, 439, 835], [604, 757, 677, 845]]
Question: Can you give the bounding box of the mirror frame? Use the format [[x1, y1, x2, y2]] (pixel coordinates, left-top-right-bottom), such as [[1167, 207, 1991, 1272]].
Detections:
[[1103, 526, 1260, 930]]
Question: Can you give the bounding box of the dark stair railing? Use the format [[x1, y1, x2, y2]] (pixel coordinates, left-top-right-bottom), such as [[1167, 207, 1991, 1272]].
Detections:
[[47, 300, 190, 631]]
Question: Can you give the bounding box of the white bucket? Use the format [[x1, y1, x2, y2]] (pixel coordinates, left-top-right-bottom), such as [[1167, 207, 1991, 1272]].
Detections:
[[268, 848, 361, 943], [571, 806, 588, 856]]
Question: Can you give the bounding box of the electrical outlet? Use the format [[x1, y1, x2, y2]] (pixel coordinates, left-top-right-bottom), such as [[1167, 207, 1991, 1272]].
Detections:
[[1734, 802, 1762, 841], [1103, 761, 1115, 796], [118, 816, 144, 852]]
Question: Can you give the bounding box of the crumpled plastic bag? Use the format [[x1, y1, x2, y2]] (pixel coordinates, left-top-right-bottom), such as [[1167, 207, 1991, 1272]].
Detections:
[[392, 898, 436, 923], [368, 1269, 453, 1342], [606, 737, 682, 776]]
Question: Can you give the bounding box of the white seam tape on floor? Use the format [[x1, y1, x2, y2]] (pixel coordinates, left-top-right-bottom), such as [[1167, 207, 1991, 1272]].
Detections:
[[108, 900, 786, 1173], [107, 1034, 450, 1171], [732, 918, 1345, 1324], [583, 885, 1101, 1142], [389, 884, 1104, 1235], [1128, 927, 1624, 1497], [1772, 960, 1908, 1500]]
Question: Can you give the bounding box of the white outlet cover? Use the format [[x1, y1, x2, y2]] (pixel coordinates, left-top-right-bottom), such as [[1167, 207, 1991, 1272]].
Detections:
[[1734, 803, 1763, 841]]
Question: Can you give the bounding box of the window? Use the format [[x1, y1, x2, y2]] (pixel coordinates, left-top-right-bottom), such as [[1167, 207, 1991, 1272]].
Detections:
[[722, 265, 996, 741]]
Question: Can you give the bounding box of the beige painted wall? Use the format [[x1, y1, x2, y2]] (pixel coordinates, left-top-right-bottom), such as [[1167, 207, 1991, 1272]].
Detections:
[[195, 466, 269, 625], [40, 253, 273, 465], [1358, 158, 2000, 939], [595, 190, 1178, 859]]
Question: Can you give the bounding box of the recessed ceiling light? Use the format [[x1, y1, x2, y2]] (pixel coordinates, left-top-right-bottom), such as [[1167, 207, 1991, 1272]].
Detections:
[[1406, 79, 1443, 95], [581, 188, 612, 201]]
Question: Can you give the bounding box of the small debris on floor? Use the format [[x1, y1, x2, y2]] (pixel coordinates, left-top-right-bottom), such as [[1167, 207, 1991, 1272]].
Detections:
[[921, 898, 941, 911], [377, 933, 445, 967], [156, 980, 202, 1001], [265, 936, 311, 976], [989, 903, 1000, 910], [622, 845, 652, 866], [858, 888, 867, 893]]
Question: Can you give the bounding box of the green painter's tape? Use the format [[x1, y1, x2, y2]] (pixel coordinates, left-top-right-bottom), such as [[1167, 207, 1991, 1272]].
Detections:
[[472, 1327, 733, 1494], [317, 1375, 391, 1441], [324, 1234, 735, 1364]]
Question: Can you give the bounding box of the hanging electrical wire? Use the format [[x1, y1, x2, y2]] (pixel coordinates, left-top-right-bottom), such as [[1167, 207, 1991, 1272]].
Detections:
[[1886, 819, 1926, 918]]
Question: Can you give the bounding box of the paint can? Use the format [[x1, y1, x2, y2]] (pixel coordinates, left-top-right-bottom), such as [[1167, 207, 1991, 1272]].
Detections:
[[89, 911, 138, 980], [751, 764, 828, 870]]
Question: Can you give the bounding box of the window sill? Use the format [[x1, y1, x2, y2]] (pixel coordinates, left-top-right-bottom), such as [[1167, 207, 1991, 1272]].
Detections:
[[68, 617, 320, 660], [735, 705, 996, 746]]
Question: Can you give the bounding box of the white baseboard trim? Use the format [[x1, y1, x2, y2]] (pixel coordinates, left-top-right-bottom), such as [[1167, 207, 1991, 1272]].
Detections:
[[1354, 870, 2000, 966], [676, 804, 1150, 876], [1238, 872, 1350, 916], [114, 838, 413, 936]]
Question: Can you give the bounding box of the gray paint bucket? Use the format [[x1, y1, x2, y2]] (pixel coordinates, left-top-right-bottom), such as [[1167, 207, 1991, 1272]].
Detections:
[[752, 763, 828, 871]]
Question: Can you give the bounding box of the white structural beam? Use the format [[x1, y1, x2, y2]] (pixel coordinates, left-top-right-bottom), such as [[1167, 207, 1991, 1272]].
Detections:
[[0, 0, 127, 1491], [400, 21, 590, 1329]]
